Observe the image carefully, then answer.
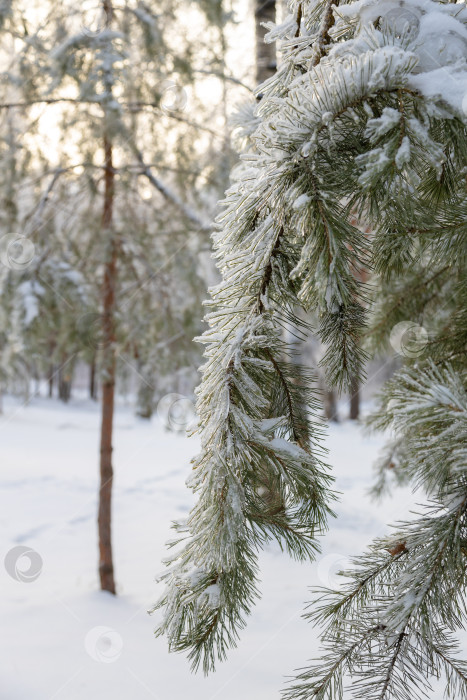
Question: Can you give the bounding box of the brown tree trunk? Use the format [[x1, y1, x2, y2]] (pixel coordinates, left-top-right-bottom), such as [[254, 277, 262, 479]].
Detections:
[[349, 375, 360, 420], [98, 134, 117, 595], [98, 0, 116, 595], [255, 0, 277, 86], [47, 338, 56, 398], [324, 389, 339, 422], [58, 375, 71, 402], [89, 356, 97, 400], [48, 368, 54, 398], [58, 357, 72, 403]]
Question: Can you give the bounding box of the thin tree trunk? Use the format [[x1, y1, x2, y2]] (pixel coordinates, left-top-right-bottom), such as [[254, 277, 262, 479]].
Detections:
[[58, 357, 72, 402], [47, 338, 56, 398], [255, 0, 277, 86], [98, 0, 116, 595], [324, 388, 339, 422], [89, 356, 97, 400], [136, 369, 155, 419], [98, 133, 116, 595], [349, 375, 360, 420]]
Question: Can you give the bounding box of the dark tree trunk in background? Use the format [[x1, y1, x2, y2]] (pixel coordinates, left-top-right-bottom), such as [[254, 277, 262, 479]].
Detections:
[[349, 375, 360, 420], [47, 338, 56, 398], [136, 376, 155, 419], [324, 389, 339, 422], [98, 0, 116, 596], [48, 368, 54, 398], [58, 355, 73, 402], [89, 357, 97, 401], [58, 366, 72, 402], [255, 0, 276, 86]]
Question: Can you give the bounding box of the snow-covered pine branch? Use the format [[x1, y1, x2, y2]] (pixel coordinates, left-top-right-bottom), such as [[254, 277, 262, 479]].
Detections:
[[153, 170, 334, 672], [156, 0, 467, 685], [286, 361, 467, 698]]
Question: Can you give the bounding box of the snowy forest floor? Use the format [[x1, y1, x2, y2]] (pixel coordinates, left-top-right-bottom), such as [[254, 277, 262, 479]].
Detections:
[[1, 395, 463, 699]]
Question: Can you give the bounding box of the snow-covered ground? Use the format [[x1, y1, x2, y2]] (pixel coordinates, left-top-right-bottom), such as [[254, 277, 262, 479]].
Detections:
[[0, 394, 454, 699]]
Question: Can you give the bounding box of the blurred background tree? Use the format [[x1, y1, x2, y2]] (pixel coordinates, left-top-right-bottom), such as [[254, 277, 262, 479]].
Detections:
[[0, 0, 252, 592]]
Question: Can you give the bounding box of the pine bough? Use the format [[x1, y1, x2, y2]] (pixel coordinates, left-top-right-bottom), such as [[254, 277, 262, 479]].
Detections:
[[154, 0, 467, 695]]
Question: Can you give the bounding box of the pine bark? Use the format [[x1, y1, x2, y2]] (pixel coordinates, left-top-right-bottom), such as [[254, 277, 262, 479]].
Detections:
[[98, 134, 116, 595], [98, 0, 116, 595]]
